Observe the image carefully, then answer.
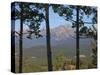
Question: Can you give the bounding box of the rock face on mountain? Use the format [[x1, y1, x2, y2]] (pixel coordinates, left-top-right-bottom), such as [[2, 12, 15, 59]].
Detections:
[[51, 25, 75, 40], [41, 25, 75, 41]]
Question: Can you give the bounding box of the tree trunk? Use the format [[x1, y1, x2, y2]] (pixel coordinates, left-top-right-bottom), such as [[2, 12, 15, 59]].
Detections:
[[76, 6, 80, 69], [11, 3, 15, 72], [19, 3, 23, 73], [45, 4, 53, 71], [11, 28, 15, 73]]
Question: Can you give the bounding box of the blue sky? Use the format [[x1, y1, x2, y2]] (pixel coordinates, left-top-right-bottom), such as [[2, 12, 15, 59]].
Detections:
[[49, 7, 71, 28], [15, 6, 71, 31], [15, 5, 94, 31]]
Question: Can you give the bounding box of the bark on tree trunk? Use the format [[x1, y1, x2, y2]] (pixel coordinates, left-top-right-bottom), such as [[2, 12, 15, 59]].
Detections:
[[76, 6, 80, 69], [19, 3, 23, 73], [45, 4, 53, 71]]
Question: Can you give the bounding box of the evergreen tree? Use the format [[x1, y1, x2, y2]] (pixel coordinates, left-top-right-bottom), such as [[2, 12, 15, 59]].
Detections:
[[11, 2, 45, 72], [52, 5, 97, 69]]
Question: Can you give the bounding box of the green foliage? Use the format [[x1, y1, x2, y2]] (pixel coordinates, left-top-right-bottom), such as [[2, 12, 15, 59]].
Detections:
[[11, 2, 45, 39], [91, 41, 97, 68], [15, 57, 48, 73], [87, 25, 97, 68], [52, 5, 73, 21], [79, 26, 89, 36], [53, 52, 65, 70], [52, 5, 97, 37]]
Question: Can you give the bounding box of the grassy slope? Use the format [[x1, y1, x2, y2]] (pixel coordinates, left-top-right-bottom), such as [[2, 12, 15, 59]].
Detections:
[[15, 50, 93, 73]]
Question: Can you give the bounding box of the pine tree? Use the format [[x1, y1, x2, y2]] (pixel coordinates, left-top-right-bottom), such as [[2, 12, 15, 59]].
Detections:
[[11, 2, 45, 72], [52, 5, 97, 69]]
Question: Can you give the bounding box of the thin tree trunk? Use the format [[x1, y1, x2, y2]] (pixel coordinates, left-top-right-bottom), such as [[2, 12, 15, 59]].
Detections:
[[45, 4, 53, 71], [76, 6, 80, 69], [11, 29, 15, 73], [19, 3, 23, 73], [11, 3, 15, 72]]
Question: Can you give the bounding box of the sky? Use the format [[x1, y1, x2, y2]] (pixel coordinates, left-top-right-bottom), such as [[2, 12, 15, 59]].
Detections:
[[14, 4, 95, 31], [15, 6, 71, 31]]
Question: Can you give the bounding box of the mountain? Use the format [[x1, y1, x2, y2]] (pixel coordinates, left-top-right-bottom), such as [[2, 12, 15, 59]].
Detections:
[[15, 25, 92, 57], [41, 25, 75, 40], [15, 25, 75, 47]]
